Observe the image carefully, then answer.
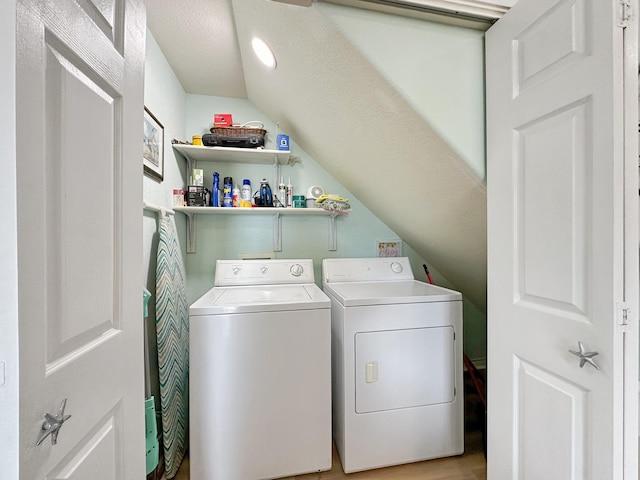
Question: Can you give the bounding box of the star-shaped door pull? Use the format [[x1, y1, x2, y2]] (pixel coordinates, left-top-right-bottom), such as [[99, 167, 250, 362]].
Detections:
[[569, 341, 600, 370], [36, 398, 71, 446]]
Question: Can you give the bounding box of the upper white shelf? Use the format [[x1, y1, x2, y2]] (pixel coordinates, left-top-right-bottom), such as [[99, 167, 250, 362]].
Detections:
[[172, 144, 290, 165], [173, 206, 335, 216]]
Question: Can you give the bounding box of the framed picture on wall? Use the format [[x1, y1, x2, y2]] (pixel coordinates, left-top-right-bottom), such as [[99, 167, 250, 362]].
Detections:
[[376, 240, 402, 257], [143, 106, 164, 182]]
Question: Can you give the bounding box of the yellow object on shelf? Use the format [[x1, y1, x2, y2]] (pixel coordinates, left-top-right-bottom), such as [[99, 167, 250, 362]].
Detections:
[[315, 194, 351, 213], [192, 135, 203, 146]]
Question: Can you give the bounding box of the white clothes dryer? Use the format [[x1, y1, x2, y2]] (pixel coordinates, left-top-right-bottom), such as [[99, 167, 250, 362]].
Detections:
[[189, 259, 332, 480], [322, 257, 464, 473]]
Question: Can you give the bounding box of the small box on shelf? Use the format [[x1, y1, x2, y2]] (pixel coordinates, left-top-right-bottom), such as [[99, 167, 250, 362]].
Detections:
[[213, 113, 232, 127]]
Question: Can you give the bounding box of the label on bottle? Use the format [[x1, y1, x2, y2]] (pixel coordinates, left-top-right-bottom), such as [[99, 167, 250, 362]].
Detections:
[[241, 184, 251, 202], [286, 184, 293, 208], [223, 183, 233, 207], [232, 186, 240, 207]]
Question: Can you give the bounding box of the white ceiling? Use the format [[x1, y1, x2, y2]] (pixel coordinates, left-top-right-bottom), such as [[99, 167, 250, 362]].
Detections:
[[146, 0, 247, 98], [146, 0, 516, 310], [146, 0, 517, 98]]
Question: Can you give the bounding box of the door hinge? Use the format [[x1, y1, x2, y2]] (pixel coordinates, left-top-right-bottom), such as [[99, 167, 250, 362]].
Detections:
[[617, 0, 631, 28], [617, 301, 630, 327]]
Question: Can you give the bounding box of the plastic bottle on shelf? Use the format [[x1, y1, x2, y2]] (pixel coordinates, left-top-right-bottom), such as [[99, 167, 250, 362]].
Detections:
[[223, 177, 233, 207], [212, 172, 220, 207], [232, 184, 240, 207], [241, 179, 252, 207], [278, 177, 286, 208], [286, 179, 293, 208]]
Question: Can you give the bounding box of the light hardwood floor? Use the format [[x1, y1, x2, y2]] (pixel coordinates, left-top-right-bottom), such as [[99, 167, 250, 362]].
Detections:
[[171, 429, 486, 480], [166, 373, 487, 480]]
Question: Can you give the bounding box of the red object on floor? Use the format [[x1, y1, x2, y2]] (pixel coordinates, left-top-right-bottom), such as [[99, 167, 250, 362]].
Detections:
[[463, 354, 486, 413], [422, 262, 486, 412]]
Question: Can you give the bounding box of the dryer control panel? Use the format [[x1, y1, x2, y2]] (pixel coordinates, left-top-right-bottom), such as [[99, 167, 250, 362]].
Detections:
[[322, 257, 415, 283], [214, 259, 315, 286]]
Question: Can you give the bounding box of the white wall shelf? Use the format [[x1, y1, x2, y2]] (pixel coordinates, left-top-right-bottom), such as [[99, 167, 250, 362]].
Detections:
[[172, 144, 290, 172], [173, 206, 345, 253], [174, 206, 329, 215], [171, 144, 347, 253]]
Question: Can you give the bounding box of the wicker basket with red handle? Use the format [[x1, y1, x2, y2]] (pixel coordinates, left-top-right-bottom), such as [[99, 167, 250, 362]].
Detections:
[[210, 120, 266, 138]]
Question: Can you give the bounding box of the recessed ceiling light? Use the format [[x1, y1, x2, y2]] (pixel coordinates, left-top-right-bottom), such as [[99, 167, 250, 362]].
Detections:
[[252, 37, 277, 69]]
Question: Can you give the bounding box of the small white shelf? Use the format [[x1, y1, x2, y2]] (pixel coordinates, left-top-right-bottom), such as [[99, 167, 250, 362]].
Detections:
[[173, 206, 346, 253], [170, 144, 347, 253], [172, 144, 290, 168], [173, 206, 329, 215]]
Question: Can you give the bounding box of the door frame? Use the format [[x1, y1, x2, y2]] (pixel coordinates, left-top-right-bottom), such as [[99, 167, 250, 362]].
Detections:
[[0, 1, 19, 478], [620, 1, 638, 475]]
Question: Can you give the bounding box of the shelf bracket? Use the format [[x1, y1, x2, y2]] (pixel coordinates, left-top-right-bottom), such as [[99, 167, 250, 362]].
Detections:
[[329, 213, 338, 251], [272, 160, 281, 203], [186, 157, 195, 178], [273, 211, 282, 252], [185, 212, 197, 253]]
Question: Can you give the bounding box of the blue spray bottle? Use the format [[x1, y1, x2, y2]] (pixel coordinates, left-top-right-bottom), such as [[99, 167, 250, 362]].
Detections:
[[212, 172, 220, 207]]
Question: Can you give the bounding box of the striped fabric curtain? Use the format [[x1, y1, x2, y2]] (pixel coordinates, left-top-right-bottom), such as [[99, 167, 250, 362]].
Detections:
[[155, 215, 189, 478]]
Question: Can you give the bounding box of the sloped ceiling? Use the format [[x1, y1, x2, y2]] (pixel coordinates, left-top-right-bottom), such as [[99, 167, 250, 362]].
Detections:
[[146, 0, 247, 98], [146, 0, 507, 311]]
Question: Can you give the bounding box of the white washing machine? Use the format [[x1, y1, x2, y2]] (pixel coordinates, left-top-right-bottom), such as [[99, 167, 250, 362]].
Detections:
[[322, 257, 464, 473], [189, 259, 332, 480]]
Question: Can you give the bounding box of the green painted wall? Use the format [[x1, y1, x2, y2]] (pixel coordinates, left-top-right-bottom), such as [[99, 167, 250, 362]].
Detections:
[[319, 3, 486, 180], [144, 12, 488, 368]]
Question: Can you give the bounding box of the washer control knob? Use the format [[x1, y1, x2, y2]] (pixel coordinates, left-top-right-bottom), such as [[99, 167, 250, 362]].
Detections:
[[390, 262, 403, 274], [260, 266, 268, 274], [232, 266, 241, 275], [290, 264, 304, 277]]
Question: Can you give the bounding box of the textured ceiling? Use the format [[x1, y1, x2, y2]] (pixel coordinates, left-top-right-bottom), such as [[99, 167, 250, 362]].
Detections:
[[146, 0, 246, 98], [145, 0, 516, 311], [146, 0, 517, 98]]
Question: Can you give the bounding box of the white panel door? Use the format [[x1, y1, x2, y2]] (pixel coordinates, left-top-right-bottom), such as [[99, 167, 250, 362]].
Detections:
[[16, 0, 145, 478], [486, 0, 638, 478]]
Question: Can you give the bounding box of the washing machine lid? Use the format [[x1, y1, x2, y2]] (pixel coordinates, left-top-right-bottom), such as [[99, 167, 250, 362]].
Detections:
[[322, 280, 461, 306], [189, 283, 330, 315]]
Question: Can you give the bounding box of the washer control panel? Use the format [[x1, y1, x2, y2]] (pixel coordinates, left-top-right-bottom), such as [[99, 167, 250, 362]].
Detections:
[[215, 259, 315, 286]]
